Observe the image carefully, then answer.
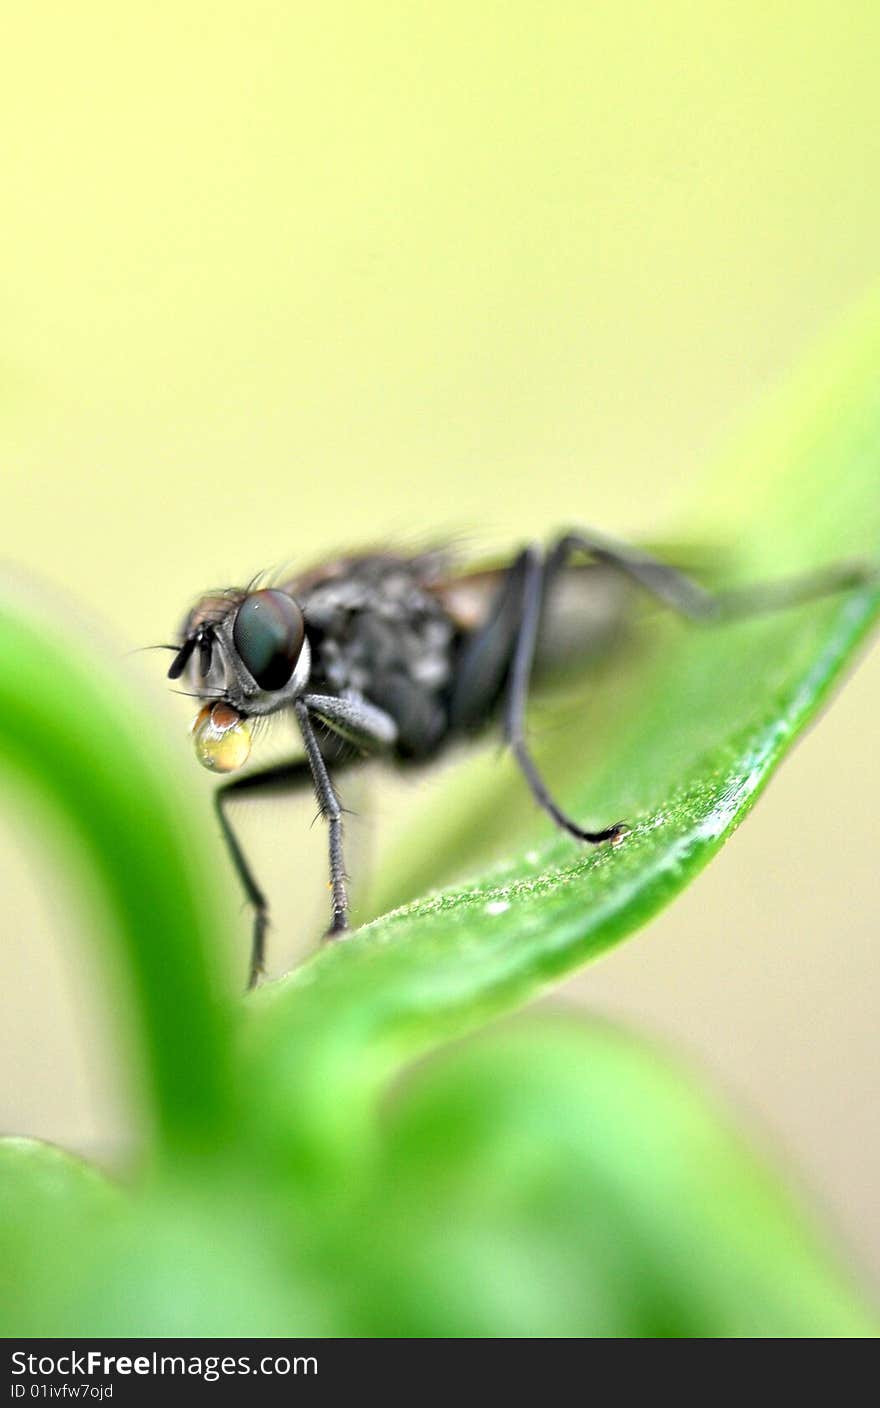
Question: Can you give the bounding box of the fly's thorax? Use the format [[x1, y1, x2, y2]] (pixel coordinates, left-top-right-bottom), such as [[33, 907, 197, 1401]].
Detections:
[[300, 563, 457, 755]]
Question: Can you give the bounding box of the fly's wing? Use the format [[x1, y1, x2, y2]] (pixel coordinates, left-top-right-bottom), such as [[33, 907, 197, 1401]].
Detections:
[[278, 545, 458, 600], [432, 541, 728, 680], [279, 538, 725, 681]]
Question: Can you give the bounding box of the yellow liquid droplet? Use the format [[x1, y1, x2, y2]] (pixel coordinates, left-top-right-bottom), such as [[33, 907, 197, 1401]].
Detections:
[[191, 703, 252, 773]]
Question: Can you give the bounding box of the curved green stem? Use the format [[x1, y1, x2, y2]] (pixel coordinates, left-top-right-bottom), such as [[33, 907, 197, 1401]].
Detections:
[[0, 588, 235, 1157]]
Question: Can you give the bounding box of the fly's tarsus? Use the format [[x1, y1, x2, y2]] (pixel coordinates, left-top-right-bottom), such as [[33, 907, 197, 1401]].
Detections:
[[247, 909, 269, 991]]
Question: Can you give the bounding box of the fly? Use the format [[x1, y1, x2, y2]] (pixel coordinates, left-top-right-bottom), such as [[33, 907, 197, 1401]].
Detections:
[[167, 528, 872, 987]]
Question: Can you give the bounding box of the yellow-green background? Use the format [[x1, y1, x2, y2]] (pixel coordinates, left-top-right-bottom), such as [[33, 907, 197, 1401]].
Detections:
[[2, 4, 879, 1287]]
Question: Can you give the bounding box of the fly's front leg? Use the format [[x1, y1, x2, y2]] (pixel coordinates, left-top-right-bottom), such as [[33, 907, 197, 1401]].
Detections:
[[302, 692, 398, 749], [295, 693, 398, 939], [216, 760, 318, 989], [295, 699, 351, 938]]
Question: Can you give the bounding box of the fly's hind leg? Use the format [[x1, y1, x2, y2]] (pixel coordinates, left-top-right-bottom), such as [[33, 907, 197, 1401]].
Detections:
[[504, 525, 875, 849], [503, 546, 627, 845], [546, 527, 875, 623], [216, 760, 318, 989]]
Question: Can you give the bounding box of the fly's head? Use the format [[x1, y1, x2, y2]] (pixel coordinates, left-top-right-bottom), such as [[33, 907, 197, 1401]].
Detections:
[[168, 588, 311, 773]]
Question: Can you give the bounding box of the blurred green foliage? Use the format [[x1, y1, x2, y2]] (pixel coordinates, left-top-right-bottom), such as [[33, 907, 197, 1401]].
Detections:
[[1, 303, 879, 1337]]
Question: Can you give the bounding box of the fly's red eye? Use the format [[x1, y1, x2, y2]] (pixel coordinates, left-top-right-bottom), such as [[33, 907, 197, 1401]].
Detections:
[[232, 590, 305, 691]]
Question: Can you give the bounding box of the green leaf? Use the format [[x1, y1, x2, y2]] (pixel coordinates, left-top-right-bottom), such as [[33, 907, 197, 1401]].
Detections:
[[243, 295, 880, 1168], [3, 1029, 873, 1338], [336, 1022, 877, 1337], [0, 1137, 336, 1337], [0, 1138, 120, 1333]]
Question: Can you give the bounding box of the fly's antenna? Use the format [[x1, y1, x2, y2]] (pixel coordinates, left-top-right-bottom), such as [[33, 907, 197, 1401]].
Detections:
[[167, 637, 197, 680], [198, 627, 214, 678], [168, 624, 216, 681]]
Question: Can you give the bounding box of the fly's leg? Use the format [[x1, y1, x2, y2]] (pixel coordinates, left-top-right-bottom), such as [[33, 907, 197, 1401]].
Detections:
[[297, 693, 399, 940], [302, 692, 398, 749], [504, 546, 626, 845], [505, 526, 874, 846], [219, 696, 396, 983], [447, 551, 534, 732], [295, 699, 351, 939], [216, 760, 318, 989], [547, 528, 875, 623]]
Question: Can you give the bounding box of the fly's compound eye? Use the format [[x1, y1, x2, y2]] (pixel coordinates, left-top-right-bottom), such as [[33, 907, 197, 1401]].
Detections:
[[232, 589, 305, 691], [191, 702, 252, 773]]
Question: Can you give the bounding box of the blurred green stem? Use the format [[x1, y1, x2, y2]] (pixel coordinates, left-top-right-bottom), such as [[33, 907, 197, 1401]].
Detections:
[[0, 588, 235, 1160]]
